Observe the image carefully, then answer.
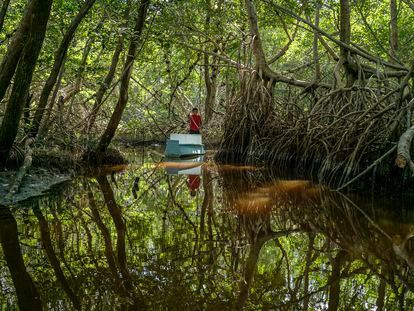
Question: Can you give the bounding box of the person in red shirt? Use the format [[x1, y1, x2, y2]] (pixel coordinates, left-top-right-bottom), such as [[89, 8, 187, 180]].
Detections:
[[188, 107, 202, 134]]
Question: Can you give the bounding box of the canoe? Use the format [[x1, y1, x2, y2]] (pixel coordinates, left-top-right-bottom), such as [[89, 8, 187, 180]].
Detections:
[[165, 134, 205, 158]]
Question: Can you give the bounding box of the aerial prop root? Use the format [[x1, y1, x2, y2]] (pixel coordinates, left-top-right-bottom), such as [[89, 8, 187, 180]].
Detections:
[[219, 72, 407, 186]]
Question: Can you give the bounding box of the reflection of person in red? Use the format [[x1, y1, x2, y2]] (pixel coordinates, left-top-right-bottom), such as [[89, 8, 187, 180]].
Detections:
[[188, 174, 201, 197], [188, 107, 202, 134]]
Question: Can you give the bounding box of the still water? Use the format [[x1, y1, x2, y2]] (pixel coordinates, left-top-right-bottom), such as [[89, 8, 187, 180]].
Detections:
[[1, 148, 414, 310]]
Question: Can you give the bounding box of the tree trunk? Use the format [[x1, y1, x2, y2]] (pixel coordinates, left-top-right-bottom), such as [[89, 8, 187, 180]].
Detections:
[[29, 0, 97, 139], [65, 35, 94, 116], [0, 207, 42, 311], [244, 0, 268, 72], [87, 4, 130, 133], [88, 35, 124, 132], [0, 0, 53, 164], [313, 1, 321, 81], [203, 0, 219, 124], [339, 0, 357, 86], [37, 59, 66, 140], [0, 0, 11, 33], [204, 53, 219, 124], [389, 0, 399, 62], [0, 0, 42, 104], [95, 0, 150, 154]]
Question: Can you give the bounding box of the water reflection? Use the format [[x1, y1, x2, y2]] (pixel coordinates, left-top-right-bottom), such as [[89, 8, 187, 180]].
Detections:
[[0, 206, 42, 310], [0, 150, 414, 309]]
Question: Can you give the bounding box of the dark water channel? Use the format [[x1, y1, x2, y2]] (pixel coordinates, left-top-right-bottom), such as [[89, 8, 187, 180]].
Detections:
[[1, 148, 414, 310]]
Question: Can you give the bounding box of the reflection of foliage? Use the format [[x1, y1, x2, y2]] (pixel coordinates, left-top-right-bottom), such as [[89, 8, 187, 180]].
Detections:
[[0, 153, 414, 309]]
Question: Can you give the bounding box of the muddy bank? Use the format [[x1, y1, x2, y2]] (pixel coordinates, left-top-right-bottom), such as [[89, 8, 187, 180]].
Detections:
[[0, 168, 71, 205], [0, 146, 130, 205]]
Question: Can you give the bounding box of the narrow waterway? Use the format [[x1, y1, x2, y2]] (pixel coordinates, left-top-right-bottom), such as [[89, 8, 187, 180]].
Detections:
[[1, 148, 414, 310]]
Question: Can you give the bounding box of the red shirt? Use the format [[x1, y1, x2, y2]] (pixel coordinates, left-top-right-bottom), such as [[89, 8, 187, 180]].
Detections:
[[189, 114, 202, 131], [188, 175, 200, 190]]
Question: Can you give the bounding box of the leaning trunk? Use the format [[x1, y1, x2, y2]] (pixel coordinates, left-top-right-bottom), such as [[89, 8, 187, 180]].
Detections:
[[0, 0, 53, 164], [95, 0, 150, 154], [29, 0, 97, 139], [87, 35, 124, 132], [0, 0, 41, 103]]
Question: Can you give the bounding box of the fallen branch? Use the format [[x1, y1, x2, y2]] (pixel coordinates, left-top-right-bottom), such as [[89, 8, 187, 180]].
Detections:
[[7, 138, 34, 199], [395, 125, 414, 175]]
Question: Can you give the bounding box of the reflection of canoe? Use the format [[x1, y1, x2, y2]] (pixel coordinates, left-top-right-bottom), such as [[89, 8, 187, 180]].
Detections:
[[161, 156, 204, 175], [165, 134, 205, 158]]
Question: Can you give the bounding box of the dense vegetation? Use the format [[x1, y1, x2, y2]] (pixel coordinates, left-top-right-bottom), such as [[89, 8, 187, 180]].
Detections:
[[1, 0, 414, 188]]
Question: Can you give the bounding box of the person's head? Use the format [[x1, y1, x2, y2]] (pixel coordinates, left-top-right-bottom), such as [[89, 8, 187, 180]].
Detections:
[[192, 107, 199, 115]]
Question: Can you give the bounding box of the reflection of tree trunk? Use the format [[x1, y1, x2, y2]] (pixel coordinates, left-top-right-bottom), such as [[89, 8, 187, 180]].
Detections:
[[96, 176, 146, 309], [86, 183, 122, 288], [51, 208, 76, 283], [303, 233, 315, 311], [201, 168, 214, 241], [0, 207, 42, 310], [328, 250, 347, 311], [376, 276, 386, 311], [97, 177, 129, 281], [200, 190, 207, 240], [33, 206, 81, 310], [235, 238, 266, 310]]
